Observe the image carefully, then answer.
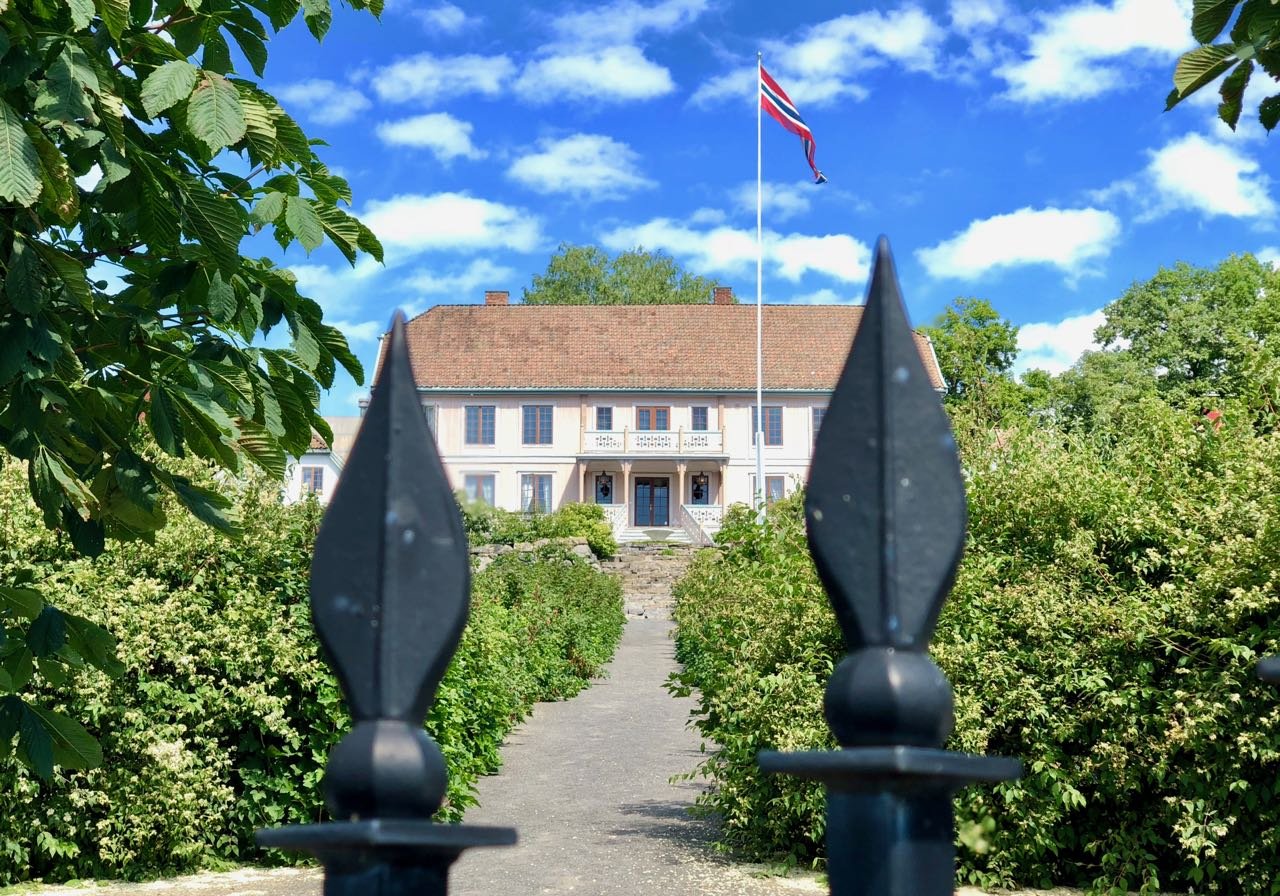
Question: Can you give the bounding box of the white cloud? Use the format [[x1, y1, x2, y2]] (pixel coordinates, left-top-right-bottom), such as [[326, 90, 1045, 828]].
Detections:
[[275, 79, 371, 125], [361, 192, 542, 254], [997, 0, 1192, 102], [411, 2, 475, 33], [404, 259, 517, 296], [600, 218, 871, 283], [693, 7, 944, 107], [548, 0, 707, 42], [375, 113, 484, 161], [507, 134, 653, 199], [781, 288, 851, 304], [1015, 309, 1106, 374], [329, 319, 384, 342], [950, 0, 1008, 32], [732, 180, 815, 222], [917, 207, 1121, 280], [515, 45, 674, 103], [1256, 246, 1280, 268], [366, 53, 514, 105], [1145, 133, 1275, 218]]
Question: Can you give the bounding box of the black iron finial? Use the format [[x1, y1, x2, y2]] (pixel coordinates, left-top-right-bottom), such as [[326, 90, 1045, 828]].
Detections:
[[257, 312, 514, 896], [759, 238, 1019, 896]]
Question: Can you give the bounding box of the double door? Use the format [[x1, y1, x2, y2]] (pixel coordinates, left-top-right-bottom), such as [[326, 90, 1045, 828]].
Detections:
[[634, 477, 670, 527]]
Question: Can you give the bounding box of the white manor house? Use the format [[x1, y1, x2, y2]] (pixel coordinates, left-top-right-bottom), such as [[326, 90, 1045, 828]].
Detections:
[[286, 288, 945, 544]]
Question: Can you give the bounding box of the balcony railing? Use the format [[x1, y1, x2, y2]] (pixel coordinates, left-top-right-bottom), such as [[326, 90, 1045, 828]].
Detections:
[[581, 429, 725, 455]]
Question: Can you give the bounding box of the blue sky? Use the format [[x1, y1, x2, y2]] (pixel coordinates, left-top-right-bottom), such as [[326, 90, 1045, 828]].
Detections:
[[249, 0, 1278, 414]]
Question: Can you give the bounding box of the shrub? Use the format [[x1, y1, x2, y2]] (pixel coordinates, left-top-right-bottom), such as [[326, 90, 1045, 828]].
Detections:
[[672, 401, 1280, 894], [0, 468, 624, 884], [461, 501, 617, 559]]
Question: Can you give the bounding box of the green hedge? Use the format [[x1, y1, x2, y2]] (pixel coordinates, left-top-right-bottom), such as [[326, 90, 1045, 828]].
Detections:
[[460, 501, 618, 560], [0, 470, 624, 884], [672, 400, 1280, 894]]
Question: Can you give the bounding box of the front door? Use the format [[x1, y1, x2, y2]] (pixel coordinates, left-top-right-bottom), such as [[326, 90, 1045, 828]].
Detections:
[[595, 474, 614, 504], [634, 477, 670, 527]]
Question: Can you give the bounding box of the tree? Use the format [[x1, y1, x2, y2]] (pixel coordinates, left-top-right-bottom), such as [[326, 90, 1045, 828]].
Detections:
[[1096, 254, 1280, 412], [920, 297, 1021, 416], [522, 244, 719, 305], [1166, 1, 1280, 133], [0, 0, 382, 776]]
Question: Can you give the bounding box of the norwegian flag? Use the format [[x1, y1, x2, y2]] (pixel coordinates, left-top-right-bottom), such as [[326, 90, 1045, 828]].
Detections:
[[760, 65, 826, 184]]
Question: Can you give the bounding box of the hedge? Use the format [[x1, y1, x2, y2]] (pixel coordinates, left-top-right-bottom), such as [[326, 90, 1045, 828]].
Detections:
[[0, 467, 624, 884], [672, 400, 1280, 895]]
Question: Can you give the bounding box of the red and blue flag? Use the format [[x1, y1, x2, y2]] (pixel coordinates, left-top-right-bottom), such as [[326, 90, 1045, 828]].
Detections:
[[760, 65, 826, 184]]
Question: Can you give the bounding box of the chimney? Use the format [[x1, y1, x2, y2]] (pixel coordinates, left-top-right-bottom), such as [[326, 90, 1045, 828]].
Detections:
[[712, 286, 734, 305], [484, 290, 509, 306]]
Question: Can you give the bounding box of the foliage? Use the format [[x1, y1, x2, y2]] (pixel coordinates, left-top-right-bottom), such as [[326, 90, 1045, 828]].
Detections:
[[920, 297, 1022, 419], [521, 244, 718, 305], [0, 0, 382, 772], [461, 500, 618, 559], [0, 464, 623, 884], [1166, 1, 1280, 132], [673, 401, 1280, 893]]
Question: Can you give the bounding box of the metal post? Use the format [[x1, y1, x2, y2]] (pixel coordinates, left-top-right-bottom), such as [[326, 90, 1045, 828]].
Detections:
[[257, 313, 515, 894], [759, 238, 1020, 896]]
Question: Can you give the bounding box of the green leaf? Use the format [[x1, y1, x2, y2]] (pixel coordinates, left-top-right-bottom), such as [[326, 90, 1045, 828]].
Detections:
[[141, 59, 198, 118], [27, 704, 102, 770], [252, 190, 286, 225], [178, 180, 243, 274], [236, 87, 278, 163], [27, 126, 78, 225], [166, 475, 242, 535], [25, 606, 66, 658], [62, 614, 123, 677], [186, 72, 247, 152], [5, 238, 44, 314], [0, 97, 41, 207], [202, 31, 233, 75], [1261, 93, 1280, 130], [1193, 0, 1239, 43], [237, 421, 286, 478], [1172, 44, 1238, 102], [207, 270, 236, 323], [148, 387, 181, 455], [17, 699, 53, 779], [1219, 58, 1253, 128], [284, 195, 324, 252], [301, 0, 331, 39], [3, 651, 33, 691], [0, 587, 43, 621], [228, 26, 268, 77], [95, 0, 129, 40], [67, 0, 95, 30], [35, 54, 93, 127], [32, 243, 92, 307]]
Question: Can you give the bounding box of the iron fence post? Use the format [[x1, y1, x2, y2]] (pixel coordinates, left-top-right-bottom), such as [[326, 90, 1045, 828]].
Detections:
[[256, 312, 515, 896], [759, 237, 1021, 896]]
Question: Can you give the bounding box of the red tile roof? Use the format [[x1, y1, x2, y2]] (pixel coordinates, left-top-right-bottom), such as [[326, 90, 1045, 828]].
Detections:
[[395, 304, 945, 392]]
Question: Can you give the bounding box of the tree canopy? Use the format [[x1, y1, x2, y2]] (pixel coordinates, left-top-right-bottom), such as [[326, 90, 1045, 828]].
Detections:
[[920, 297, 1022, 417], [0, 0, 381, 775], [1167, 1, 1280, 133], [522, 244, 720, 305]]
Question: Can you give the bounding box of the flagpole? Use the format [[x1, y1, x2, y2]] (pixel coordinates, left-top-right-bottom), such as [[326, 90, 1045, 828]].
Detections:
[[755, 51, 765, 525]]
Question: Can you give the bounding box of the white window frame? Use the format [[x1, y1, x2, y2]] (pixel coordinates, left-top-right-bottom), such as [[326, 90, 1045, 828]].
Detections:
[[519, 472, 554, 513], [463, 473, 496, 506]]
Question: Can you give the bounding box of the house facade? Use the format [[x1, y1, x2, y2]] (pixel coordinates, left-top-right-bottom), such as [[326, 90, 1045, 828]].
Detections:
[[284, 417, 361, 506], [353, 287, 945, 544]]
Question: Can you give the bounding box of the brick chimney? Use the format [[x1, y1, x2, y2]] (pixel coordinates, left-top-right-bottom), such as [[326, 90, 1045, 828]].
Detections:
[[712, 286, 734, 305], [484, 290, 509, 306]]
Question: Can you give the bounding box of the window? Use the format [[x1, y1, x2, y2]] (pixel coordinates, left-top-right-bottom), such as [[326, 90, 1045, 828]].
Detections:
[[465, 405, 496, 445], [690, 474, 710, 505], [812, 406, 827, 446], [595, 474, 614, 504], [422, 403, 437, 433], [301, 466, 324, 495], [520, 473, 553, 512], [752, 475, 786, 504], [596, 406, 613, 431], [691, 406, 709, 431], [636, 406, 670, 431], [751, 405, 783, 446], [522, 405, 553, 445], [464, 474, 495, 506]]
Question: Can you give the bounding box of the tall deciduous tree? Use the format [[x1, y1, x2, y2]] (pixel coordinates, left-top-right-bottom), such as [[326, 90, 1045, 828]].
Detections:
[[1167, 1, 1280, 132], [921, 297, 1021, 414], [522, 244, 718, 305], [0, 0, 381, 776]]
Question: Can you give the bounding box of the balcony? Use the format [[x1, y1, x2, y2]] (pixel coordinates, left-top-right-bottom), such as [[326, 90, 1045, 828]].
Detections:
[[581, 429, 725, 456]]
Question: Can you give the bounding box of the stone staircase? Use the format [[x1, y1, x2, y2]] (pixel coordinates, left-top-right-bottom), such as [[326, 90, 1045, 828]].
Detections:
[[601, 543, 700, 619], [615, 526, 693, 545]]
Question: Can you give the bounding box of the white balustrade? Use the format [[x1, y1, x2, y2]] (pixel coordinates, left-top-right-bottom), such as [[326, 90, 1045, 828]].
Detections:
[[581, 429, 724, 455], [599, 503, 629, 534], [679, 504, 723, 546]]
